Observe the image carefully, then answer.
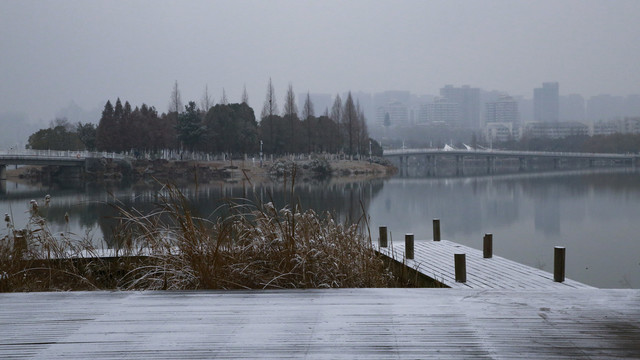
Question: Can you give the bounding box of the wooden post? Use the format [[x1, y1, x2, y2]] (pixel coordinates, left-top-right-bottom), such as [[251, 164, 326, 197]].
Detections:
[[433, 219, 441, 241], [454, 253, 466, 282], [13, 229, 27, 261], [405, 233, 414, 260], [483, 233, 493, 258], [554, 246, 566, 282], [379, 226, 388, 248]]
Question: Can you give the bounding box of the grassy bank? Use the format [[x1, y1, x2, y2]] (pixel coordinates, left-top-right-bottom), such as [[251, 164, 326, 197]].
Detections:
[[1, 184, 397, 291]]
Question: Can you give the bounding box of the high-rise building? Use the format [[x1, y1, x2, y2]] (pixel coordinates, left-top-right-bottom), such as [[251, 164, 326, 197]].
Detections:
[[485, 95, 520, 141], [560, 94, 585, 122], [440, 85, 480, 129], [485, 95, 519, 124], [426, 97, 459, 124], [374, 91, 410, 126], [376, 101, 409, 127], [533, 82, 559, 122]]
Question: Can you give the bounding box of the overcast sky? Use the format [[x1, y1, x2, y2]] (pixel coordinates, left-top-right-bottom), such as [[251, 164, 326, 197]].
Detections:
[[2, 0, 640, 122]]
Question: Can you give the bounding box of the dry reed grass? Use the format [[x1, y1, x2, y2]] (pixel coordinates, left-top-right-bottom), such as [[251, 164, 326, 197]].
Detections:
[[0, 183, 397, 291]]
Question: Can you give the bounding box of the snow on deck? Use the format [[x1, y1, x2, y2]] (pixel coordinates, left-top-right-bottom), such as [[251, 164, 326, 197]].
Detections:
[[1, 289, 638, 359], [377, 240, 594, 289]]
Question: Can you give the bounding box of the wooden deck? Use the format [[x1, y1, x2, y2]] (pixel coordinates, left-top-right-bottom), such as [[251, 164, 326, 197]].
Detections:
[[377, 240, 594, 289], [1, 289, 639, 359]]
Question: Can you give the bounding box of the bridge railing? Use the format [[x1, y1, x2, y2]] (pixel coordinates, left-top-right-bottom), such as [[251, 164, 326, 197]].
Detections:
[[0, 149, 130, 160], [383, 148, 634, 159]]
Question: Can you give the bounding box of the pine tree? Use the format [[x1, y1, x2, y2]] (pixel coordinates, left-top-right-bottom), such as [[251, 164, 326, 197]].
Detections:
[[176, 101, 204, 151], [96, 100, 115, 151]]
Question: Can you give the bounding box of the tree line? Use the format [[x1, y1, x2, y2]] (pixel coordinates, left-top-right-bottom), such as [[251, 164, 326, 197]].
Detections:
[[27, 80, 380, 157]]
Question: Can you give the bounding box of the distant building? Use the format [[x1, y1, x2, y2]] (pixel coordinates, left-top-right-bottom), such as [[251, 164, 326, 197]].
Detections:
[[374, 91, 410, 127], [425, 97, 459, 125], [586, 94, 629, 122], [523, 121, 588, 139], [485, 95, 520, 142], [560, 94, 585, 122], [592, 117, 640, 135], [533, 82, 559, 122], [376, 101, 409, 127], [440, 85, 480, 129], [485, 122, 515, 143], [486, 95, 519, 124]]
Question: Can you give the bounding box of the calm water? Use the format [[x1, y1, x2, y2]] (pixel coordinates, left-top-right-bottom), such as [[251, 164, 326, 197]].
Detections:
[[1, 168, 639, 288]]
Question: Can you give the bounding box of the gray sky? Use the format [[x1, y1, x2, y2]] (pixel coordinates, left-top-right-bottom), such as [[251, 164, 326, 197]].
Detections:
[[2, 0, 639, 122]]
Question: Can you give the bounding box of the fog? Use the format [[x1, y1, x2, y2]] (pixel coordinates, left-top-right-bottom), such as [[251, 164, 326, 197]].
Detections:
[[1, 0, 639, 130]]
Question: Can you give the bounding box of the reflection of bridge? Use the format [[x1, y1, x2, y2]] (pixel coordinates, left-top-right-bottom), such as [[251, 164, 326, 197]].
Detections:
[[383, 148, 638, 174], [0, 150, 128, 180]]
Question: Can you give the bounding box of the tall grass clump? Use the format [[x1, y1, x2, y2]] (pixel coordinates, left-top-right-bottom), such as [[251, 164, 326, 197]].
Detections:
[[116, 183, 395, 290], [0, 197, 146, 292], [1, 184, 396, 291]]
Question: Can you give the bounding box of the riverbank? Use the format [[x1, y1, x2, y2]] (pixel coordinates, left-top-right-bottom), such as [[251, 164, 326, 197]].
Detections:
[[6, 156, 396, 184]]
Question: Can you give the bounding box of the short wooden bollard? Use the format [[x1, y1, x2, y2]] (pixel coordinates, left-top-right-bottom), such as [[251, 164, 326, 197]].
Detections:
[[554, 246, 566, 282], [405, 233, 414, 260], [13, 230, 27, 261], [483, 233, 493, 258], [454, 253, 466, 282], [379, 226, 388, 248], [433, 219, 441, 241]]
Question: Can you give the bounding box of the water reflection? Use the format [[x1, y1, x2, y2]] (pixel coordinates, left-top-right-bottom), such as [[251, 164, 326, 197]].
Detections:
[[1, 178, 384, 249], [2, 168, 639, 288]]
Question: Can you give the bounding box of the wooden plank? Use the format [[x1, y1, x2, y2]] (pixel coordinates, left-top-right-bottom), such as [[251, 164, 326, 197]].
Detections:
[[378, 240, 594, 289], [0, 289, 638, 359]]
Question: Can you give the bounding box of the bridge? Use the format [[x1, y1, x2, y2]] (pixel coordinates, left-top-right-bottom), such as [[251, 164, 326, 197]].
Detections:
[[0, 150, 127, 180], [383, 147, 639, 174]]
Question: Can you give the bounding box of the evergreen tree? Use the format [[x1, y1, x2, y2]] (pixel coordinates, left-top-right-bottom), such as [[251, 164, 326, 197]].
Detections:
[[76, 122, 97, 151], [96, 100, 115, 151], [176, 101, 204, 151]]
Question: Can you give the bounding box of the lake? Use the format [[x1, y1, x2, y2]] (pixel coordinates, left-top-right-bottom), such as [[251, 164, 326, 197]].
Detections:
[[1, 167, 639, 289]]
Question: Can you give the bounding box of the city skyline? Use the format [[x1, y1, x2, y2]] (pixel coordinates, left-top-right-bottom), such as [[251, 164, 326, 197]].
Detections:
[[1, 0, 640, 124]]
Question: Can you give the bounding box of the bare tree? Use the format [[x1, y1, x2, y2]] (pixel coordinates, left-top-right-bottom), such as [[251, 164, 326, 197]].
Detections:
[[302, 92, 314, 120], [200, 85, 213, 112], [343, 92, 358, 155], [261, 78, 279, 153], [220, 88, 228, 105], [283, 83, 298, 118], [261, 78, 278, 120], [330, 94, 343, 151], [169, 80, 183, 113], [356, 99, 368, 155], [283, 83, 298, 153], [241, 84, 249, 105], [302, 92, 315, 153]]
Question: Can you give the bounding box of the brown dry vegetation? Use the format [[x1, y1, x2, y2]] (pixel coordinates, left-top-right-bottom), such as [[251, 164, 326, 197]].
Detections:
[[0, 183, 398, 292]]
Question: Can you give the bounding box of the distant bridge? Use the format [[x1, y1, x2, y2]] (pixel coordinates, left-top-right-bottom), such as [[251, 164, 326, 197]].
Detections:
[[0, 150, 128, 180], [383, 148, 639, 174]]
